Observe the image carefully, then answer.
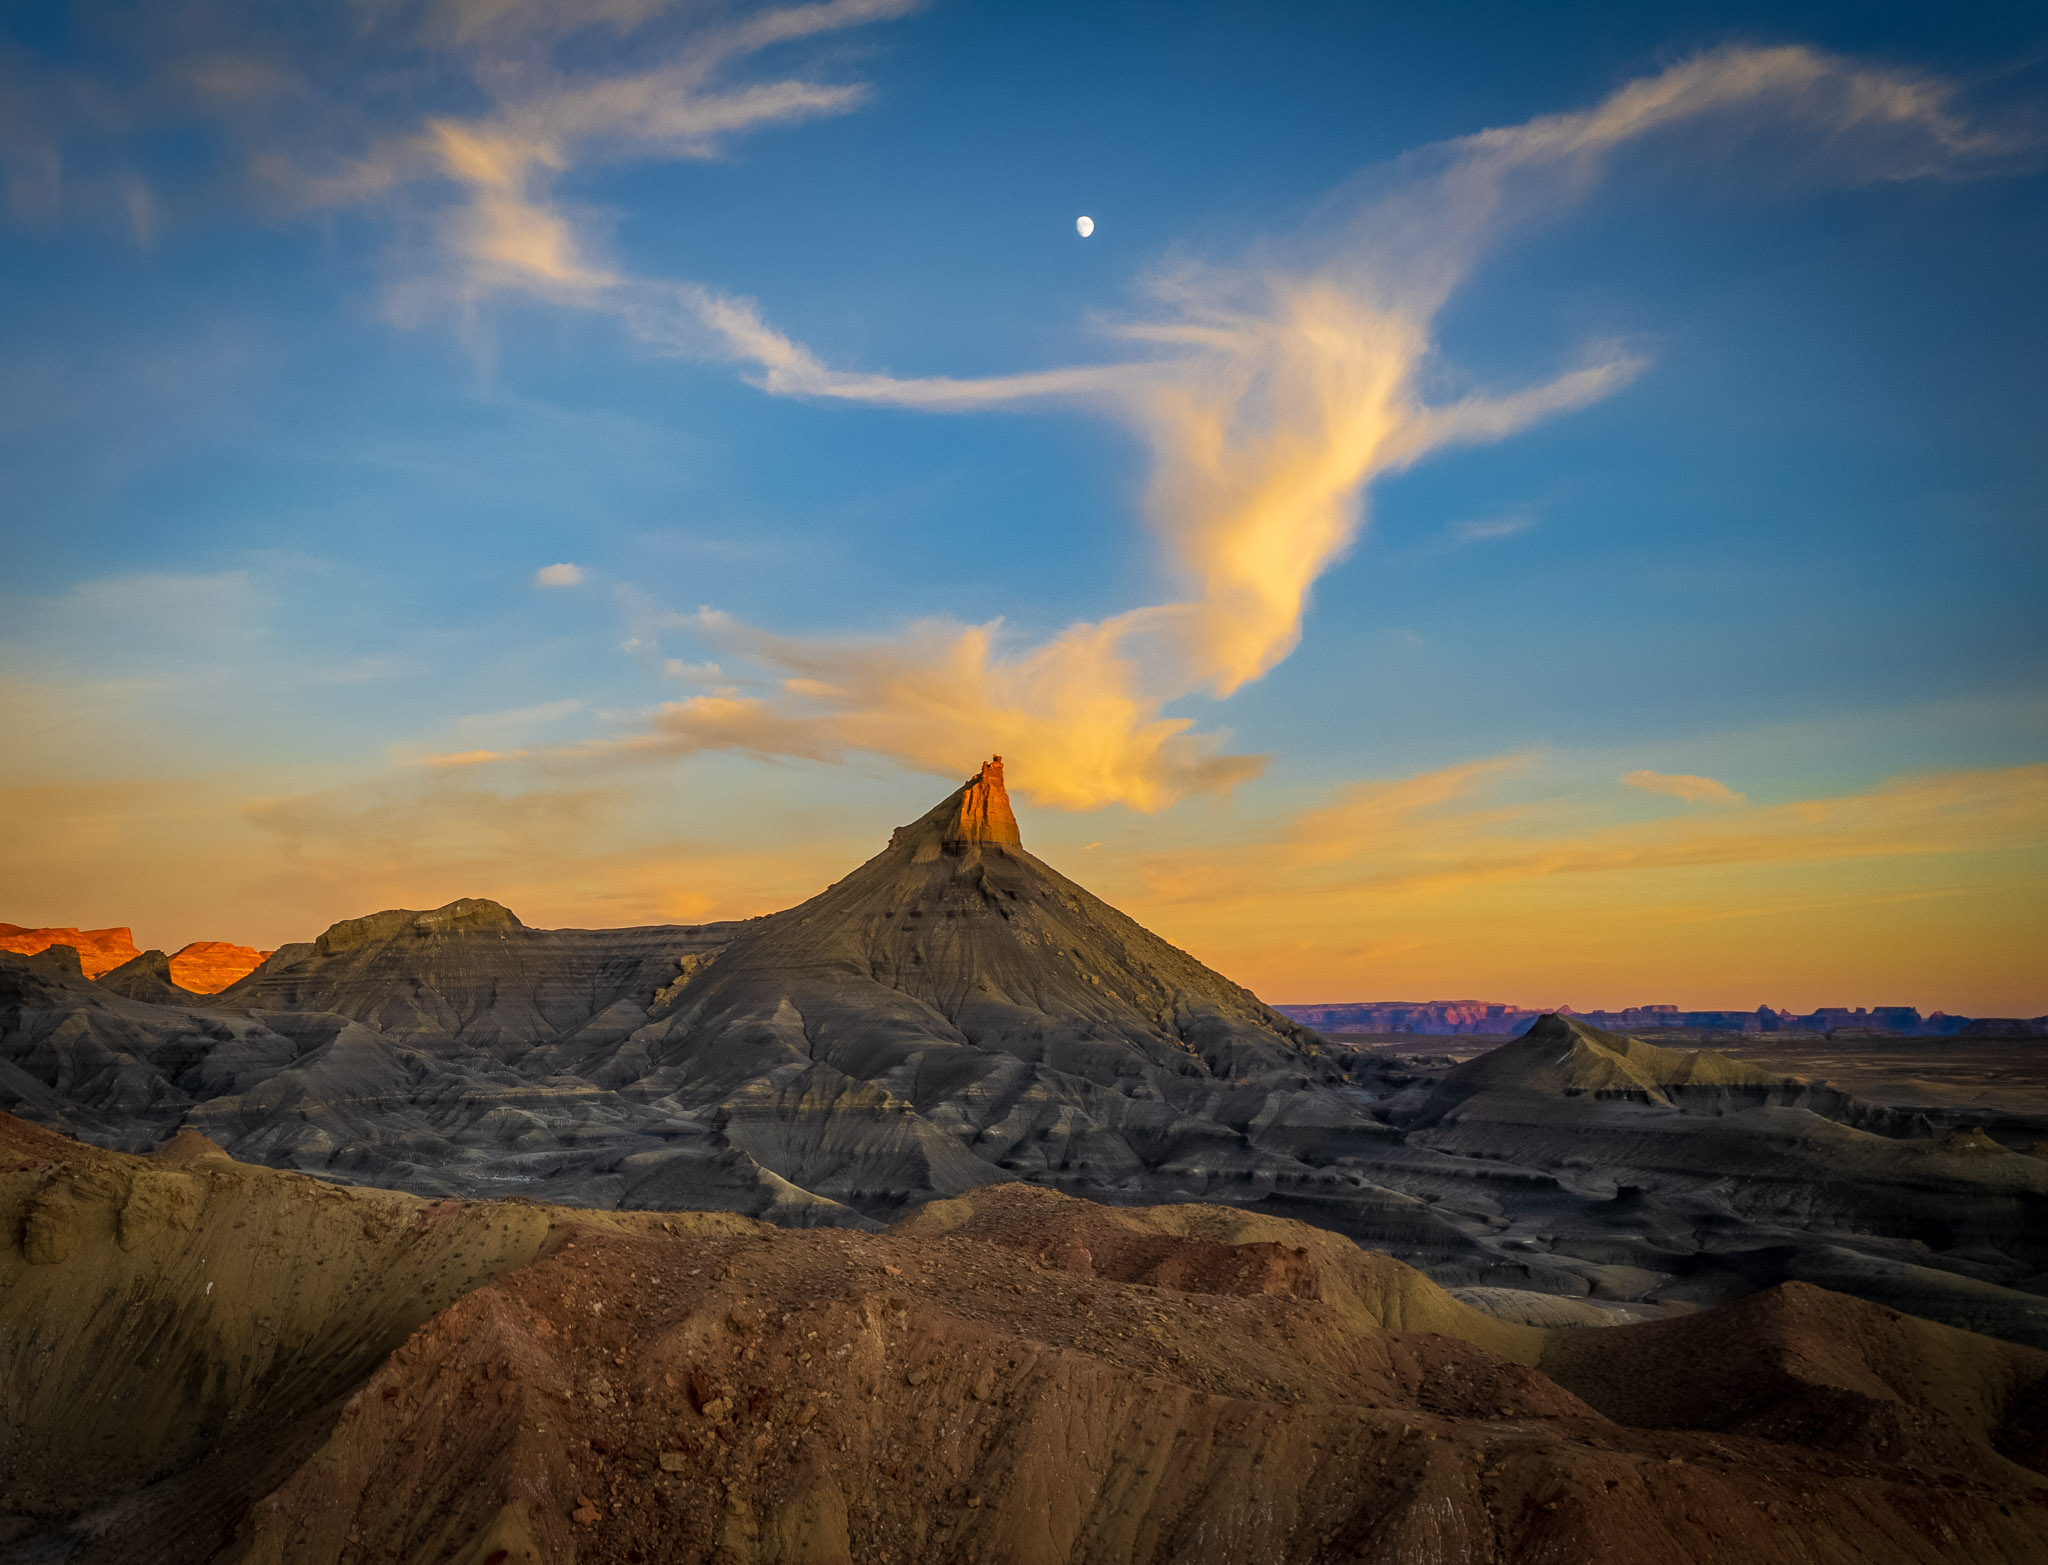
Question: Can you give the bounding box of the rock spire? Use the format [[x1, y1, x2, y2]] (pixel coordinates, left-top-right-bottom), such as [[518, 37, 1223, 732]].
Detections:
[[944, 756, 1022, 848]]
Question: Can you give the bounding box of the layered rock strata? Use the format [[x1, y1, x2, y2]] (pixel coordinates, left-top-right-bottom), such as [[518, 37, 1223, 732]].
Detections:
[[2, 763, 2044, 1349]]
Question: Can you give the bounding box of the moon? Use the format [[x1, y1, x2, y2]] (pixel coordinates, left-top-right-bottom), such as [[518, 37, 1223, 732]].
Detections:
[[1076, 215, 1094, 238]]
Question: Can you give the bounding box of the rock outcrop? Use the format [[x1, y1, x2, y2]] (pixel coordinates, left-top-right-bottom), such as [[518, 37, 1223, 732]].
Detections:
[[166, 940, 273, 994], [95, 947, 204, 1006], [0, 925, 273, 991], [0, 921, 141, 978], [942, 753, 1021, 846]]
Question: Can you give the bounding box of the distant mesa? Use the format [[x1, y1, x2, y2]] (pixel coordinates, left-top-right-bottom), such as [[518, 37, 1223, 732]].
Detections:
[[0, 924, 271, 993], [166, 941, 274, 994], [1276, 998, 2044, 1039], [0, 922, 141, 979]]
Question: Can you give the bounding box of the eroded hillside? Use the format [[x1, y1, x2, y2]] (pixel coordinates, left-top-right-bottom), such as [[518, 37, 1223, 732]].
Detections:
[[6, 1112, 2047, 1565]]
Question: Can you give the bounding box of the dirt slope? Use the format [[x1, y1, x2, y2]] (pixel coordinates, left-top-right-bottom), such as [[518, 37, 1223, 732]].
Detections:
[[0, 1112, 554, 1562], [6, 1113, 2046, 1565]]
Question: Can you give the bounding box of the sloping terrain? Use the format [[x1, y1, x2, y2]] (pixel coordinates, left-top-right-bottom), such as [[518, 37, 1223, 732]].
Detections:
[[1409, 1017, 2048, 1345], [6, 1114, 2046, 1565], [3, 760, 2045, 1347], [0, 1112, 554, 1563]]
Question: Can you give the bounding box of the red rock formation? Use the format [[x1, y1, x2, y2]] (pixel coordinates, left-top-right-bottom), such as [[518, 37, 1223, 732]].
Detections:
[[166, 941, 274, 994], [943, 755, 1021, 847], [0, 923, 141, 979], [0, 925, 272, 991]]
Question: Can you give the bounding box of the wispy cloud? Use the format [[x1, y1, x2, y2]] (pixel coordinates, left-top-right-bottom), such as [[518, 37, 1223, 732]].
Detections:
[[663, 658, 724, 683], [1230, 759, 2042, 899], [262, 0, 920, 309], [12, 24, 2024, 821], [1622, 768, 1746, 806], [454, 696, 585, 738], [422, 747, 527, 767], [1451, 513, 1537, 545], [234, 763, 852, 930], [603, 608, 1260, 810], [575, 46, 2013, 809]]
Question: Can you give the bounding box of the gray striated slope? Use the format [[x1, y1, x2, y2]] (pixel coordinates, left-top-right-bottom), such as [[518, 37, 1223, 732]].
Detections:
[[4, 761, 2046, 1347]]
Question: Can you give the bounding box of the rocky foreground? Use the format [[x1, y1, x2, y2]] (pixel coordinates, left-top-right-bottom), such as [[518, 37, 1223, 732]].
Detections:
[[4, 1109, 2046, 1565]]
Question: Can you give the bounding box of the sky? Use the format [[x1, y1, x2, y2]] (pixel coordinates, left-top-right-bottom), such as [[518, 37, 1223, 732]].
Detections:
[[1, 0, 2044, 1014]]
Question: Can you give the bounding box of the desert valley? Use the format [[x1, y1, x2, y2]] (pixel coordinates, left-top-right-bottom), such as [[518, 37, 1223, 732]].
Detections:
[[4, 761, 2046, 1563], [4, 5, 2043, 1561]]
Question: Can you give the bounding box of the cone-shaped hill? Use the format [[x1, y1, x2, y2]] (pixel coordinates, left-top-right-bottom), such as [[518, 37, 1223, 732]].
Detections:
[[652, 757, 1324, 1089], [1415, 1013, 1925, 1129], [583, 758, 1387, 1229]]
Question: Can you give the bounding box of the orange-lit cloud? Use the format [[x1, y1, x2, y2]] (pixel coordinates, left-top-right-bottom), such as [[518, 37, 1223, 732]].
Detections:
[[612, 610, 1262, 811], [422, 748, 527, 767], [0, 760, 856, 953], [6, 657, 2039, 1012], [591, 47, 2006, 810], [1621, 769, 1746, 806], [145, 35, 2014, 818]]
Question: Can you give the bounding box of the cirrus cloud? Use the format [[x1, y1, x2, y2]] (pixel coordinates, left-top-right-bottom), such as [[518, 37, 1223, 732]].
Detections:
[[18, 21, 2021, 818], [573, 46, 2015, 810], [1621, 769, 1747, 807]]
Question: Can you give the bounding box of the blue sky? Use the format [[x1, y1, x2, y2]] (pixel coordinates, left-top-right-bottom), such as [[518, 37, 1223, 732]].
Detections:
[[1, 0, 2043, 1012]]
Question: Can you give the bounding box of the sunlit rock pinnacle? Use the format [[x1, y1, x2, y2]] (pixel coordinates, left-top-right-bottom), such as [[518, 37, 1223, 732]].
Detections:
[[945, 755, 1022, 848]]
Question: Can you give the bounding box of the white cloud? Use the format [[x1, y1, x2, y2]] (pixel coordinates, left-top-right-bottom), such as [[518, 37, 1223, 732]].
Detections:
[[268, 0, 920, 308], [1452, 513, 1537, 544], [36, 29, 2012, 817], [663, 658, 723, 682]]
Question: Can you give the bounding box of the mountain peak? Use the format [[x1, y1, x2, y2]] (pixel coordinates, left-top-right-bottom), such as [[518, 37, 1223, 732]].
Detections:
[[948, 755, 1021, 847], [890, 756, 1022, 856]]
